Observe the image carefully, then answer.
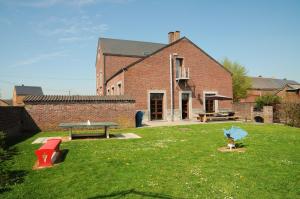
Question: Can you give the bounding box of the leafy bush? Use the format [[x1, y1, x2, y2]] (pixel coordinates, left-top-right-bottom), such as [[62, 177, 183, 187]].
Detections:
[[255, 94, 281, 110], [280, 103, 300, 127]]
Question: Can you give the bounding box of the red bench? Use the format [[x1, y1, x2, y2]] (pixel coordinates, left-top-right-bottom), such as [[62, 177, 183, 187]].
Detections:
[[35, 139, 62, 168]]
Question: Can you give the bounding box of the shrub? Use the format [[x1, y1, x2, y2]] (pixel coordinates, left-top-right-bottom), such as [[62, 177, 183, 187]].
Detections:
[[279, 103, 300, 127], [255, 94, 281, 110]]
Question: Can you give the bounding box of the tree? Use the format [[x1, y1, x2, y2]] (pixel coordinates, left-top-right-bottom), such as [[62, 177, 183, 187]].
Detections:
[[255, 94, 281, 110], [221, 58, 252, 102]]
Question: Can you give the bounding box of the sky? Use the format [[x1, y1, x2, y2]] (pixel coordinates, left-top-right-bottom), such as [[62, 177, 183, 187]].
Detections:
[[0, 0, 299, 99]]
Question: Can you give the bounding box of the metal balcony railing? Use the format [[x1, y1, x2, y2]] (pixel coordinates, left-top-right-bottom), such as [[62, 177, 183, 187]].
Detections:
[[176, 67, 189, 80]]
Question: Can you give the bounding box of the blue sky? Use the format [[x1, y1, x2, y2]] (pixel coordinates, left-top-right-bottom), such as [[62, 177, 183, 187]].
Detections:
[[0, 0, 299, 98]]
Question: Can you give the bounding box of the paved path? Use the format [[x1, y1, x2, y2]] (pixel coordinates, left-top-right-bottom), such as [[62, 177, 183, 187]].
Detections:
[[142, 120, 242, 127]]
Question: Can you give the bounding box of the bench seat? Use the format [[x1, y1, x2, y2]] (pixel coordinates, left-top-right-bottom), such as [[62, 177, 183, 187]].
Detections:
[[35, 139, 61, 168]]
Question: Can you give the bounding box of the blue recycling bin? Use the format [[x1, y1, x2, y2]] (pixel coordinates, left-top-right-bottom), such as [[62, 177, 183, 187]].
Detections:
[[135, 111, 144, 127]]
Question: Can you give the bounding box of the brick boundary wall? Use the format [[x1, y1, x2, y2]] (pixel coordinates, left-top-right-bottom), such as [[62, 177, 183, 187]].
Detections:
[[233, 102, 254, 121], [0, 107, 24, 137], [24, 101, 136, 131]]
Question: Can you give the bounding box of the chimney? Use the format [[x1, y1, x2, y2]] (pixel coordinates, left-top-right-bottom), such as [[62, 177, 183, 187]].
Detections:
[[168, 32, 174, 43], [168, 31, 181, 43], [174, 31, 180, 41]]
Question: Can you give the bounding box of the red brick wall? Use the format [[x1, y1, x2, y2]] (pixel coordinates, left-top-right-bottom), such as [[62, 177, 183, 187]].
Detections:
[[122, 38, 232, 112], [0, 107, 39, 137], [106, 72, 124, 95], [0, 107, 23, 136], [105, 55, 140, 81], [25, 101, 135, 131], [233, 102, 254, 121], [95, 51, 140, 95]]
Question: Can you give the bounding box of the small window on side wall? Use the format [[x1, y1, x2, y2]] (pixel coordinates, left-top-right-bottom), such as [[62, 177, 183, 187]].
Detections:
[[107, 89, 110, 95], [111, 86, 115, 95], [117, 83, 122, 95]]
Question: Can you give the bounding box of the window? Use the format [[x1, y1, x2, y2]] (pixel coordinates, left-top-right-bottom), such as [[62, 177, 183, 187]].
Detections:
[[111, 86, 115, 95], [176, 57, 184, 78], [107, 88, 110, 95], [117, 83, 122, 95]]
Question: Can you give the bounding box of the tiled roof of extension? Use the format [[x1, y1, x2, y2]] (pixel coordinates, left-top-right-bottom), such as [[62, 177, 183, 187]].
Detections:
[[250, 77, 299, 90], [99, 38, 166, 57], [24, 95, 135, 103]]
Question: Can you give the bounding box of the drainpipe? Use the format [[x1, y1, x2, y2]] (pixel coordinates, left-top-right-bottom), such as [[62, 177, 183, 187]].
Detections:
[[103, 55, 106, 96], [169, 54, 174, 121]]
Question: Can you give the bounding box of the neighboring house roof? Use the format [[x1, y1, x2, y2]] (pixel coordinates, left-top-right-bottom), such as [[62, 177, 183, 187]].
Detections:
[[249, 77, 298, 90], [15, 85, 43, 96], [286, 84, 300, 91], [0, 99, 12, 106], [3, 99, 12, 105], [106, 37, 232, 82], [99, 38, 166, 57], [24, 95, 135, 103]]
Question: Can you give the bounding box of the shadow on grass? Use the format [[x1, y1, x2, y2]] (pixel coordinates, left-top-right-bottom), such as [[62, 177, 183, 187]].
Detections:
[[235, 143, 247, 148], [88, 189, 183, 199], [5, 130, 39, 147], [56, 149, 69, 164]]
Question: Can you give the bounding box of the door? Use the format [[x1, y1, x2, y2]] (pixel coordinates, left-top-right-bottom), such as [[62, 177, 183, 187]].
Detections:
[[205, 99, 214, 113], [181, 93, 189, 119], [150, 93, 163, 120]]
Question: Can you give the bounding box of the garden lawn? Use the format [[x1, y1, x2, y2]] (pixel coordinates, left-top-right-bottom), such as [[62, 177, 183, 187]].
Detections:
[[1, 123, 300, 198]]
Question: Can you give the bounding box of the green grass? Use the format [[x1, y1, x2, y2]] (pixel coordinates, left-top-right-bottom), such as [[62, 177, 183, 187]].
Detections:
[[2, 123, 300, 198]]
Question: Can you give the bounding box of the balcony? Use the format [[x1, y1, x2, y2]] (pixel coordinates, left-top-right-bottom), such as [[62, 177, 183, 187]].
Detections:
[[176, 67, 190, 80]]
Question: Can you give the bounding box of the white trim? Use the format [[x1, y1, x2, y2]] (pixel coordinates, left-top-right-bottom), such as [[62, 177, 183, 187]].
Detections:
[[203, 91, 218, 113], [147, 90, 167, 121], [179, 91, 192, 120]]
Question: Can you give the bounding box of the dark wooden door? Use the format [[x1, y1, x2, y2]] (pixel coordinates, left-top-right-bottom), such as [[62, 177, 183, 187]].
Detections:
[[182, 93, 189, 119], [205, 99, 214, 113], [150, 93, 163, 120]]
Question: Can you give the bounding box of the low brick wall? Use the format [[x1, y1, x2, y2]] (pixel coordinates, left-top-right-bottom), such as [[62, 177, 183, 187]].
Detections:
[[24, 101, 136, 131], [233, 102, 254, 121]]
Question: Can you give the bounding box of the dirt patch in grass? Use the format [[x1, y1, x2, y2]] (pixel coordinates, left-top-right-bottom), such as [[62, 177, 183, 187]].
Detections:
[[217, 146, 246, 153]]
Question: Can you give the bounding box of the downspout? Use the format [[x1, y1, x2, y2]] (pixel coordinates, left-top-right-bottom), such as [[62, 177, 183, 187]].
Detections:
[[169, 54, 174, 121], [103, 55, 106, 96]]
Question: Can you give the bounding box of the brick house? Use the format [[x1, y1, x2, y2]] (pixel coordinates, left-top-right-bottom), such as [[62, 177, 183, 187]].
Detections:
[[240, 76, 299, 103], [95, 31, 233, 121], [276, 84, 300, 103], [13, 85, 43, 106]]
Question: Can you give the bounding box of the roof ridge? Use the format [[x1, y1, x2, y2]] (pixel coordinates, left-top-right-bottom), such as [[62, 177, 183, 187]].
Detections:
[[249, 76, 294, 81], [99, 37, 166, 45]]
